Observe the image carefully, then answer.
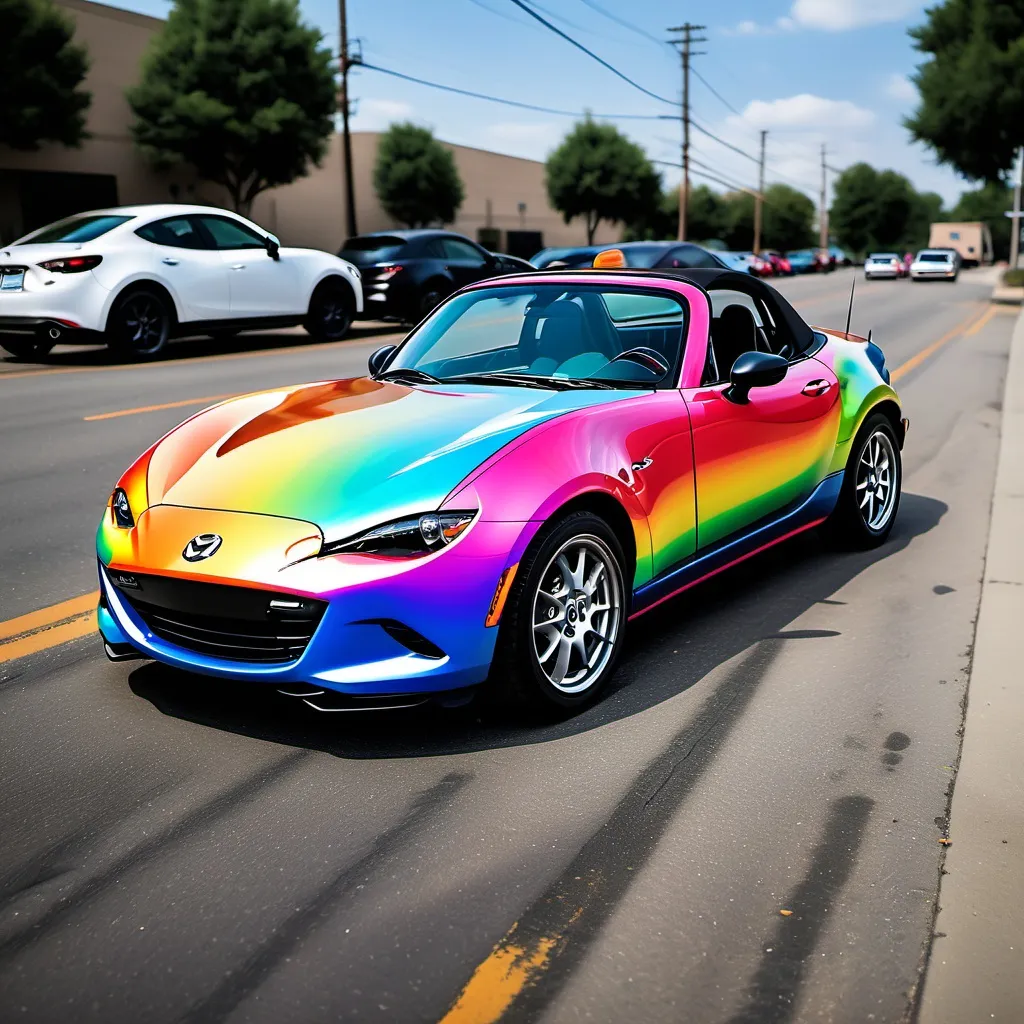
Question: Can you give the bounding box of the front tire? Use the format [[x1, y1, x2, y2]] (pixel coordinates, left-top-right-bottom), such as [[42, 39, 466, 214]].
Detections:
[[107, 288, 172, 359], [303, 279, 353, 341], [0, 336, 54, 361], [489, 512, 627, 716], [826, 413, 902, 548]]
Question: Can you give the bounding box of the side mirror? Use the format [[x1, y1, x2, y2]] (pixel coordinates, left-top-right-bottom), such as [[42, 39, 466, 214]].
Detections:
[[724, 351, 787, 404], [368, 344, 397, 377], [265, 234, 281, 260]]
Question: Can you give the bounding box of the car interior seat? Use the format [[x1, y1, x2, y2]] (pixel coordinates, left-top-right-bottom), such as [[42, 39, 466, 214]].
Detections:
[[529, 299, 597, 376], [711, 304, 760, 381]]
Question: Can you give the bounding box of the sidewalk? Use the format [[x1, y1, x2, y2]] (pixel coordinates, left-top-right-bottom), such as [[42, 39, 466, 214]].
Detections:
[[918, 305, 1024, 1021]]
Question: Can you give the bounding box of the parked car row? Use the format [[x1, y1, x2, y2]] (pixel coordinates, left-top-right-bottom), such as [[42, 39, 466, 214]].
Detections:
[[0, 200, 868, 364]]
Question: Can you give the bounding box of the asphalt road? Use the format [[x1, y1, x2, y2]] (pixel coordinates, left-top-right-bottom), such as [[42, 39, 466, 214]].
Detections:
[[0, 269, 1015, 1023]]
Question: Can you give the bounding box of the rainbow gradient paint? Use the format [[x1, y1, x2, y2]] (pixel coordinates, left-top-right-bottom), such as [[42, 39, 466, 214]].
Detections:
[[96, 269, 903, 698]]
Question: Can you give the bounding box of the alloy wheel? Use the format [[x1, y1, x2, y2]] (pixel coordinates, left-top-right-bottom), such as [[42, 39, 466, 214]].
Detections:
[[531, 535, 622, 694], [856, 430, 897, 531]]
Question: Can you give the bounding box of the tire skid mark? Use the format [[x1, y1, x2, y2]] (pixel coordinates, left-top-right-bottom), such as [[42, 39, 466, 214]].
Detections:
[[439, 640, 784, 1024], [726, 795, 875, 1024], [178, 771, 473, 1024], [0, 748, 312, 963], [0, 777, 179, 906]]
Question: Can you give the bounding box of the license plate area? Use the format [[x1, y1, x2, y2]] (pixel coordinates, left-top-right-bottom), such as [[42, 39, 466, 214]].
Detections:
[[0, 269, 25, 292]]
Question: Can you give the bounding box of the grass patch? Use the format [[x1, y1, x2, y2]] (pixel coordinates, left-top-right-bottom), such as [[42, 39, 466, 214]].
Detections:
[[1004, 268, 1024, 288]]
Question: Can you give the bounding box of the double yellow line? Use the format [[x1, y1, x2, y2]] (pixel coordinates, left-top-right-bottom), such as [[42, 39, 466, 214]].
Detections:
[[0, 591, 99, 665]]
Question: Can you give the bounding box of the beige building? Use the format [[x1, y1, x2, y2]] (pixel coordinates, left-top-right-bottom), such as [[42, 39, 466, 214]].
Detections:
[[0, 0, 619, 257]]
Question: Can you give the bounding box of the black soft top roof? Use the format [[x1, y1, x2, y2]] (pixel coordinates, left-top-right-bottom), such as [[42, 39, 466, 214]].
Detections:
[[564, 267, 817, 355]]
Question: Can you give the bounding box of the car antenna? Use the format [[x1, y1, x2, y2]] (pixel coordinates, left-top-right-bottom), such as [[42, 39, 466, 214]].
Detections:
[[844, 273, 856, 338]]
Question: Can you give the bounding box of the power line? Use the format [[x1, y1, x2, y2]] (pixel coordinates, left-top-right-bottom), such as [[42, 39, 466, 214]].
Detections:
[[668, 23, 707, 241], [576, 0, 674, 54], [655, 159, 762, 199], [356, 62, 668, 119], [691, 119, 760, 164], [692, 67, 742, 117], [507, 0, 677, 105]]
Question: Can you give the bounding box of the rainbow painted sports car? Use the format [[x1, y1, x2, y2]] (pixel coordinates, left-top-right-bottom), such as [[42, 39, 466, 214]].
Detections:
[[97, 265, 906, 713]]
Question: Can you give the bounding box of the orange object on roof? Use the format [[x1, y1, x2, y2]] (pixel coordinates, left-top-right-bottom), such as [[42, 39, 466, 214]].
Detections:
[[592, 248, 626, 269]]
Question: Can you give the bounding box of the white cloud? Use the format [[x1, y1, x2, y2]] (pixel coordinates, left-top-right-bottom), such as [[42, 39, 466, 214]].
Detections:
[[351, 98, 414, 131], [735, 20, 759, 35], [737, 94, 875, 130], [789, 0, 922, 31], [775, 16, 796, 31], [886, 73, 917, 103]]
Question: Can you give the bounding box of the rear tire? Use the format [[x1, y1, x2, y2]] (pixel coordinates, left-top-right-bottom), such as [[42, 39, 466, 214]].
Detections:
[[825, 413, 902, 548], [489, 512, 627, 717], [0, 336, 54, 361], [303, 279, 353, 341], [106, 287, 172, 359]]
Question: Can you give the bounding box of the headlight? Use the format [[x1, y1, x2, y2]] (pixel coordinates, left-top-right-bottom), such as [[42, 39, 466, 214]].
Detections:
[[321, 510, 477, 558], [111, 488, 134, 529]]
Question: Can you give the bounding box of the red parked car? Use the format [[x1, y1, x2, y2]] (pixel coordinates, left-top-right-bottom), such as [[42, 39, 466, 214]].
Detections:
[[762, 251, 793, 276]]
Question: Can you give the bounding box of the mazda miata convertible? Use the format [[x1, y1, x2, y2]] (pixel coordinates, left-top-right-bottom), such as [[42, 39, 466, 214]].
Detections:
[[97, 258, 906, 713]]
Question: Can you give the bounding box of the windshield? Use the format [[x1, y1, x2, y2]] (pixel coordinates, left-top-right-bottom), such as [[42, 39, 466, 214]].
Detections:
[[339, 236, 408, 264], [870, 254, 898, 261], [918, 252, 951, 262], [619, 244, 670, 268], [18, 214, 133, 245], [384, 284, 686, 388]]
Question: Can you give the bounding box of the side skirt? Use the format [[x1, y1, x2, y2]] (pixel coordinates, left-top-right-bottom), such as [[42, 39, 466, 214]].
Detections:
[[629, 472, 843, 619]]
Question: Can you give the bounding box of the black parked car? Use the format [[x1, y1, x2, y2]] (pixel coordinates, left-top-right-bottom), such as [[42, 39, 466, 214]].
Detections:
[[531, 240, 728, 271], [339, 230, 527, 322]]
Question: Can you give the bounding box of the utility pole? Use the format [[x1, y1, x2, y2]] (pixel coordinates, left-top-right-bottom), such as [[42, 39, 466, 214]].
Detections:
[[1009, 145, 1023, 271], [668, 23, 706, 242], [338, 0, 358, 238], [819, 142, 828, 256], [753, 129, 767, 254]]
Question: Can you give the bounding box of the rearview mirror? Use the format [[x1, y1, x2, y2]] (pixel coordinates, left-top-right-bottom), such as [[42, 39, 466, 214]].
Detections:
[[265, 234, 280, 260], [368, 344, 397, 377], [724, 351, 787, 404]]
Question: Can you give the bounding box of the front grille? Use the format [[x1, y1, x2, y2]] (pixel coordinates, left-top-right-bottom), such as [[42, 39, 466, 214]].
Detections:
[[111, 572, 326, 663]]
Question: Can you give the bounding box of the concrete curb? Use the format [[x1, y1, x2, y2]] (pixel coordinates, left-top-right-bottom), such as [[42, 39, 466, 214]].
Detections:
[[918, 305, 1024, 1021]]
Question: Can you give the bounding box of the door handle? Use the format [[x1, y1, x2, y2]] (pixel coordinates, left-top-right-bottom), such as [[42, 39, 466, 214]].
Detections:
[[801, 379, 832, 397], [161, 257, 179, 266], [231, 264, 246, 271]]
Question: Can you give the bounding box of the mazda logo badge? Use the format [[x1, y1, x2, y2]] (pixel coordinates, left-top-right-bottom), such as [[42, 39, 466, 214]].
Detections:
[[183, 533, 223, 561]]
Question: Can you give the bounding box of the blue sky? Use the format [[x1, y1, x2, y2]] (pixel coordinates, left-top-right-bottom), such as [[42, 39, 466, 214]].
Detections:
[[116, 0, 969, 207]]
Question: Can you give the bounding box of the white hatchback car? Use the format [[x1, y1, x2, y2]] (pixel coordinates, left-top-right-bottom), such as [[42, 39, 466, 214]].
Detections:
[[0, 204, 363, 360], [910, 249, 959, 282], [863, 253, 903, 279]]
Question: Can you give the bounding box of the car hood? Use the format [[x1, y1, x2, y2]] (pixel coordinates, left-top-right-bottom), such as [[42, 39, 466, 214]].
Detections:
[[145, 377, 635, 542]]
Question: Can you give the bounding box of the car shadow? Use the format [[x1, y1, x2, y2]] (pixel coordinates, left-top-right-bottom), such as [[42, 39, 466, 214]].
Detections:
[[128, 492, 946, 759], [0, 322, 402, 371]]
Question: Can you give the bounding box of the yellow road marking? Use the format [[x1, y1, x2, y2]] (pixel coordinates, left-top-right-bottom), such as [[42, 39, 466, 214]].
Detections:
[[0, 591, 99, 641], [0, 330, 403, 382], [890, 304, 991, 382], [85, 394, 237, 421], [0, 612, 97, 664], [438, 933, 558, 1024], [963, 304, 1002, 336]]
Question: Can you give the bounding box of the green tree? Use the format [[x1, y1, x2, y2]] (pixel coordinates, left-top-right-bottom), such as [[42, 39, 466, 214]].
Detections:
[[906, 0, 1024, 183], [905, 190, 945, 250], [624, 184, 726, 243], [373, 123, 464, 228], [830, 163, 918, 254], [0, 0, 90, 149], [948, 182, 1014, 259], [546, 117, 660, 244], [762, 184, 816, 251], [722, 191, 755, 250], [128, 0, 336, 215]]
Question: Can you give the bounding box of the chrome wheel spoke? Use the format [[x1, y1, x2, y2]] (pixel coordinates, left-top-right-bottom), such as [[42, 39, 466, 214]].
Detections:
[[550, 636, 572, 683], [584, 561, 605, 596]]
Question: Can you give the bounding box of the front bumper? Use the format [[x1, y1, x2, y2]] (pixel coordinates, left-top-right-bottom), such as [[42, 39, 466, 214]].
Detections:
[[97, 506, 536, 696]]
